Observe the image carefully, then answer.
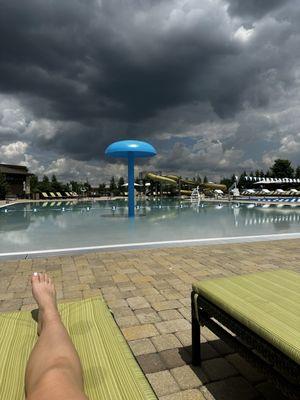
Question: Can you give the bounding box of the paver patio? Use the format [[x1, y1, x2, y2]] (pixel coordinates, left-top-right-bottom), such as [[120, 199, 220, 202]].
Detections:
[[0, 238, 299, 400]]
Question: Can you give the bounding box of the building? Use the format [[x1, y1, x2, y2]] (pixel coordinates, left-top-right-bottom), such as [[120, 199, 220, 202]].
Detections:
[[0, 164, 31, 198]]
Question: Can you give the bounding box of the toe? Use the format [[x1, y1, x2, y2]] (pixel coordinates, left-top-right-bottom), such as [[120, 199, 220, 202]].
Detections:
[[39, 272, 45, 282], [31, 272, 40, 284], [44, 273, 50, 284]]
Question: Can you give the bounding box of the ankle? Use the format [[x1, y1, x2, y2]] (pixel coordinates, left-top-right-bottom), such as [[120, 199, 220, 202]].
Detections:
[[42, 309, 60, 323]]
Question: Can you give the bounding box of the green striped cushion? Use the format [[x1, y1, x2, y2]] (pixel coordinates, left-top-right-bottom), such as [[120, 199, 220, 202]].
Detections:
[[0, 298, 157, 400], [192, 269, 300, 364]]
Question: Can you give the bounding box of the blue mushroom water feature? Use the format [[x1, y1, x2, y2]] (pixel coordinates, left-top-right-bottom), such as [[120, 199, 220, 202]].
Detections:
[[105, 140, 157, 217]]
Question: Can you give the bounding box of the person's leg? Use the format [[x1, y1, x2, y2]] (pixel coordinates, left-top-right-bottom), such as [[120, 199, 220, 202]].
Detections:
[[25, 272, 88, 400]]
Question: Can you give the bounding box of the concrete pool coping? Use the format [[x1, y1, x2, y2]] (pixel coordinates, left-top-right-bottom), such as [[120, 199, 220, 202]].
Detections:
[[1, 232, 300, 260]]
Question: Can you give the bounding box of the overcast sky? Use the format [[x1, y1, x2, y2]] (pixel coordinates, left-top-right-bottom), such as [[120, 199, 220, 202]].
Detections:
[[0, 0, 299, 184]]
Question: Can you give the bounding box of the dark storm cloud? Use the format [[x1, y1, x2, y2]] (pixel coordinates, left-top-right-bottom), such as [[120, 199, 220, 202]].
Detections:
[[0, 0, 238, 124], [227, 0, 288, 19], [0, 0, 300, 178]]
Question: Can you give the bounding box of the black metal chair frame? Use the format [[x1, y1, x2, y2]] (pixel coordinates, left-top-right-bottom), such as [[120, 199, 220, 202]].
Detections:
[[191, 291, 300, 400]]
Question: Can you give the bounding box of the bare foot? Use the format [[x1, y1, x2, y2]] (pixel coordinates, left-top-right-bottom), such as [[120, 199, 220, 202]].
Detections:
[[31, 272, 59, 335]]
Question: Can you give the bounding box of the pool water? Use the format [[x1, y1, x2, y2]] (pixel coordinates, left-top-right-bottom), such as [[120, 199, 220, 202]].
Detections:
[[0, 199, 299, 254]]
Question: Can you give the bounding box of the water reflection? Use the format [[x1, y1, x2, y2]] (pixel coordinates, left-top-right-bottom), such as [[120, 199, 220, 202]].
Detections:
[[0, 200, 299, 253]]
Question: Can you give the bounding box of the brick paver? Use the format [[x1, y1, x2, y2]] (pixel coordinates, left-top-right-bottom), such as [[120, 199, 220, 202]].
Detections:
[[147, 370, 180, 396], [160, 348, 191, 369], [137, 352, 166, 374], [226, 353, 265, 384], [171, 365, 208, 389], [152, 334, 183, 352], [161, 389, 207, 400], [1, 238, 299, 399], [127, 296, 150, 310], [200, 358, 238, 381], [202, 377, 259, 400], [158, 309, 182, 321], [122, 323, 159, 340], [129, 338, 156, 356], [156, 319, 191, 334]]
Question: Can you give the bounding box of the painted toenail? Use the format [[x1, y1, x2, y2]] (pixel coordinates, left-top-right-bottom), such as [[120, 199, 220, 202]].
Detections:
[[33, 272, 38, 276]]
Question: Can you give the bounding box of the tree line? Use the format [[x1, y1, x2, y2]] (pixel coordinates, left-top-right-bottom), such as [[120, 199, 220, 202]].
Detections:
[[29, 174, 92, 195], [0, 159, 299, 199], [220, 159, 300, 189]]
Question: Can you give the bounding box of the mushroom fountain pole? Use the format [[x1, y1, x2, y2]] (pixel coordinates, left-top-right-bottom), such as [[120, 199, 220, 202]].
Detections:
[[127, 152, 134, 217], [105, 140, 157, 217]]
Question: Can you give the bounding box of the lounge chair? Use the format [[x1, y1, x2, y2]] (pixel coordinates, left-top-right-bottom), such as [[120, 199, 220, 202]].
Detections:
[[49, 192, 56, 198], [41, 192, 49, 199], [56, 192, 63, 198], [65, 192, 72, 197], [191, 269, 300, 399], [0, 298, 157, 400]]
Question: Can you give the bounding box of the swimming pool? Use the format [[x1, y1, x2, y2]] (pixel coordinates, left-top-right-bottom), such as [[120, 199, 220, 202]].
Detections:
[[0, 199, 300, 256]]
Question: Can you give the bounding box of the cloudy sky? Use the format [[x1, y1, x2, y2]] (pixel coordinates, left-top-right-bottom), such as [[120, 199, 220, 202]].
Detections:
[[0, 0, 299, 184]]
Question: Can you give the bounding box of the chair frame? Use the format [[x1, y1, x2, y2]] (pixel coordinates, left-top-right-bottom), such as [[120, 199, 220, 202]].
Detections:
[[191, 291, 300, 400]]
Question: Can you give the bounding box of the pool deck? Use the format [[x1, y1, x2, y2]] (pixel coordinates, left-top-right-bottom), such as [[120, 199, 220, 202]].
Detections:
[[1, 238, 299, 399]]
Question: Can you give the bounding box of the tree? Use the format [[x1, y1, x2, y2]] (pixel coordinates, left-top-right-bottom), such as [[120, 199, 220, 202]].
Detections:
[[109, 176, 117, 195], [0, 173, 8, 200], [117, 177, 125, 195], [98, 183, 106, 195], [51, 174, 62, 192], [237, 171, 247, 188], [39, 175, 51, 192], [270, 159, 294, 178], [69, 181, 80, 193], [30, 175, 39, 193], [220, 175, 236, 189], [265, 169, 271, 177], [203, 176, 208, 183], [195, 174, 202, 184], [220, 177, 232, 189], [295, 166, 300, 179], [83, 181, 91, 196]]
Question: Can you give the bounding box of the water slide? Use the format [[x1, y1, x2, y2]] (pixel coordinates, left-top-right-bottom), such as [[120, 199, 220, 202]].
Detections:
[[146, 173, 227, 193], [146, 173, 189, 194], [146, 173, 177, 185]]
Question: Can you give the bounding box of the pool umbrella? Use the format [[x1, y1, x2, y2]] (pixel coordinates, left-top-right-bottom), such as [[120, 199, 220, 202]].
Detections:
[[105, 140, 157, 217]]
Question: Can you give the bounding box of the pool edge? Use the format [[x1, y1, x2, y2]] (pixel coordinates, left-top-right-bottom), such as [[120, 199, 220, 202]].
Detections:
[[1, 232, 300, 260]]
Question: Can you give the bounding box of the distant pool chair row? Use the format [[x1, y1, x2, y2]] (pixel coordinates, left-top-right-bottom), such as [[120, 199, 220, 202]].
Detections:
[[242, 189, 300, 196], [41, 191, 79, 199], [244, 196, 300, 204], [261, 197, 300, 204]]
